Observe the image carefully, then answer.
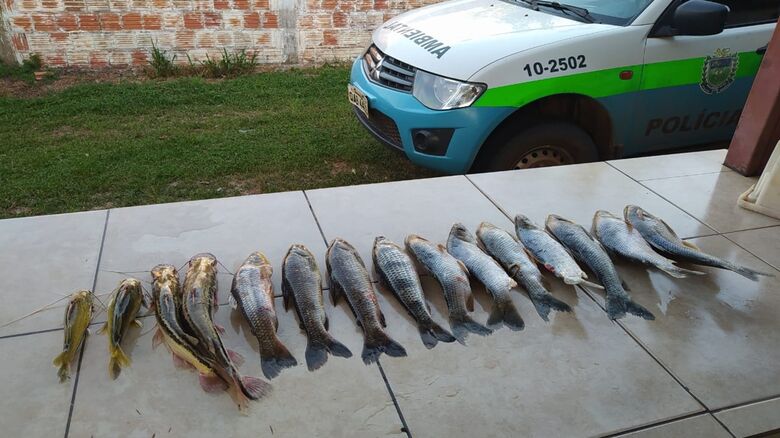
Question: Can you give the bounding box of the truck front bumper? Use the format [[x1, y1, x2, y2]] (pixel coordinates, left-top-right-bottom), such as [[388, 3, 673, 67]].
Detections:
[[349, 57, 515, 174]]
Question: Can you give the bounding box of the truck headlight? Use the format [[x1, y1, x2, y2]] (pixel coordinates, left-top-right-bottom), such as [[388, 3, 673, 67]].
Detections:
[[413, 70, 486, 110]]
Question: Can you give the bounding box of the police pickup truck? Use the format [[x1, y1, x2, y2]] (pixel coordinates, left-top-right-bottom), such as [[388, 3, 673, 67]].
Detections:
[[348, 0, 777, 173]]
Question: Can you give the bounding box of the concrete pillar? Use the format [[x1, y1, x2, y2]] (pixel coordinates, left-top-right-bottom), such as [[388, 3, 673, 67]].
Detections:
[[725, 19, 780, 176], [0, 4, 18, 64]]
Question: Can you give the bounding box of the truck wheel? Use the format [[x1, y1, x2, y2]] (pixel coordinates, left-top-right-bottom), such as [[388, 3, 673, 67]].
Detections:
[[479, 122, 599, 171]]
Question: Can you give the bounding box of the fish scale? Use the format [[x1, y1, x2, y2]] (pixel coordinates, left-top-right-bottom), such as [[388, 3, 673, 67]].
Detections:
[[282, 244, 352, 371], [447, 223, 524, 331], [404, 234, 493, 342], [232, 252, 297, 379], [545, 215, 655, 321], [624, 205, 773, 281], [373, 236, 455, 349], [327, 239, 406, 364], [592, 210, 704, 279], [477, 222, 572, 321]]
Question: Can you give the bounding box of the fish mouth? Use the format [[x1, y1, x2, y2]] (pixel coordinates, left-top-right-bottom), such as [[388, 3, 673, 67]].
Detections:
[[624, 205, 642, 219], [328, 238, 357, 253], [189, 253, 217, 268], [121, 278, 142, 288], [514, 214, 535, 230], [594, 210, 618, 220], [476, 221, 496, 235], [244, 251, 270, 266], [151, 264, 177, 280], [287, 244, 313, 259]]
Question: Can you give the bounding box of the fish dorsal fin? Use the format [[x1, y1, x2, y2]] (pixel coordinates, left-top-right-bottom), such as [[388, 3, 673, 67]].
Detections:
[[656, 217, 683, 241], [682, 240, 701, 251], [466, 292, 475, 312]]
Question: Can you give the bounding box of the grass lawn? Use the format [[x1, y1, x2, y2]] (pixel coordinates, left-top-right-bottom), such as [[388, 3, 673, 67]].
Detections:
[[0, 65, 437, 219]]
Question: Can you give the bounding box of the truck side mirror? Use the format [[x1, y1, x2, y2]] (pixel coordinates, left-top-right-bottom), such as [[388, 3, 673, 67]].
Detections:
[[673, 0, 729, 36]]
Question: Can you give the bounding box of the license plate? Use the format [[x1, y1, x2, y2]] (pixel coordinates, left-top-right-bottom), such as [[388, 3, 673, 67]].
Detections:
[[348, 84, 369, 119]]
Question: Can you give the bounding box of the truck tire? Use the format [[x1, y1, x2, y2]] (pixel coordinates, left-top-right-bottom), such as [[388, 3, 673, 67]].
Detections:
[[476, 121, 599, 171]]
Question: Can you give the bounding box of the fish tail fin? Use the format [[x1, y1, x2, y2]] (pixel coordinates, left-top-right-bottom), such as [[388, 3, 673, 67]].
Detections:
[[579, 279, 605, 290], [232, 366, 272, 405], [606, 293, 655, 321], [362, 328, 407, 365], [487, 295, 524, 331], [525, 282, 572, 321], [108, 344, 131, 379], [728, 263, 774, 282], [659, 263, 706, 279], [53, 352, 70, 382], [305, 334, 352, 372], [259, 337, 298, 379], [449, 314, 492, 344], [418, 319, 456, 349]]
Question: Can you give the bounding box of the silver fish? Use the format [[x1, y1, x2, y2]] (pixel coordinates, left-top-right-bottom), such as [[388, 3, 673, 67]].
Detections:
[[447, 223, 524, 331], [546, 215, 655, 321], [282, 244, 352, 371], [373, 236, 455, 349], [477, 222, 572, 321], [326, 239, 406, 364], [405, 234, 492, 343], [592, 210, 705, 278], [231, 252, 297, 379], [515, 214, 604, 289], [625, 205, 773, 282]]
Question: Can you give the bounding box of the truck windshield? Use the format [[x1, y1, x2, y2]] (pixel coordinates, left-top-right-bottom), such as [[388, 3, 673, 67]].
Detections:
[[515, 0, 654, 25]]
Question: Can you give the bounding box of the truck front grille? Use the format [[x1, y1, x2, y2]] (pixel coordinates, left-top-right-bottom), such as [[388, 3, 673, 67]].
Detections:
[[363, 45, 416, 93]]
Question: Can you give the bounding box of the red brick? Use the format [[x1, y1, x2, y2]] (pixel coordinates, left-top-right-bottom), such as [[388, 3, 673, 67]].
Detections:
[[374, 0, 388, 9], [63, 0, 85, 11], [252, 0, 269, 8], [89, 52, 109, 68], [321, 0, 336, 10], [131, 50, 147, 66], [32, 14, 57, 32], [243, 12, 260, 29], [176, 30, 196, 48], [46, 53, 67, 67], [12, 33, 29, 51], [333, 11, 347, 27], [143, 14, 161, 30], [50, 32, 69, 42], [357, 0, 372, 11], [12, 16, 33, 31], [122, 12, 143, 30], [99, 13, 121, 30], [79, 13, 100, 31], [4, 0, 12, 10], [183, 12, 203, 29], [20, 0, 36, 9], [197, 32, 215, 48], [254, 31, 270, 46], [323, 30, 337, 46], [262, 11, 277, 28], [213, 0, 229, 9], [203, 12, 221, 28], [233, 0, 249, 9], [56, 14, 79, 31], [152, 0, 169, 7]]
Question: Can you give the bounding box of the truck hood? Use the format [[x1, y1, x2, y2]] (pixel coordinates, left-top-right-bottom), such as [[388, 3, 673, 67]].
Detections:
[[373, 0, 613, 80]]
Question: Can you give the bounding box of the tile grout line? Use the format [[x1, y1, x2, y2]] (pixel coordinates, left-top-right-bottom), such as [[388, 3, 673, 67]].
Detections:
[[301, 190, 412, 437], [598, 411, 707, 438], [709, 393, 780, 414], [720, 233, 780, 274], [0, 326, 63, 340], [64, 208, 111, 438], [605, 162, 719, 235], [463, 175, 513, 221], [631, 169, 731, 182], [575, 284, 737, 437], [377, 359, 412, 438], [302, 190, 329, 247]]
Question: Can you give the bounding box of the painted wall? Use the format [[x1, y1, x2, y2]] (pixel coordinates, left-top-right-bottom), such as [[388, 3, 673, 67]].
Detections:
[[0, 0, 439, 67]]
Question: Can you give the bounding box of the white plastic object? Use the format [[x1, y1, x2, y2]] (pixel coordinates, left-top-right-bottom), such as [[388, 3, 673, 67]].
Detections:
[[738, 141, 780, 219]]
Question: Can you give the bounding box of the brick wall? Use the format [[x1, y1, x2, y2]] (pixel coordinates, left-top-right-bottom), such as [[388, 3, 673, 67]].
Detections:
[[0, 0, 439, 68]]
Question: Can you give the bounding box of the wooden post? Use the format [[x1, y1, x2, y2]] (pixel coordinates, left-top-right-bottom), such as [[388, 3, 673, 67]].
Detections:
[[725, 18, 780, 176]]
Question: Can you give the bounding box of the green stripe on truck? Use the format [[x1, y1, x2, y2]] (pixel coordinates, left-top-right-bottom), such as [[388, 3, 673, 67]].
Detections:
[[474, 51, 763, 108]]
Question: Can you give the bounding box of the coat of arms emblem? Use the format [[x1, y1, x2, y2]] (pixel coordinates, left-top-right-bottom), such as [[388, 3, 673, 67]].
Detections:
[[700, 48, 739, 95]]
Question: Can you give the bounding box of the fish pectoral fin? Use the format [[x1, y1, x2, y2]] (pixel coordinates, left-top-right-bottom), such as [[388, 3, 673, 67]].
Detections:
[[323, 314, 330, 331], [172, 352, 195, 370], [274, 315, 279, 332], [543, 263, 556, 273], [681, 240, 701, 251], [329, 276, 344, 305], [227, 349, 245, 367], [466, 293, 475, 312], [97, 323, 107, 335], [376, 307, 387, 328], [198, 373, 228, 393], [228, 294, 238, 310], [132, 319, 143, 328], [214, 324, 226, 335], [456, 259, 470, 276], [152, 328, 164, 350], [621, 278, 631, 292]]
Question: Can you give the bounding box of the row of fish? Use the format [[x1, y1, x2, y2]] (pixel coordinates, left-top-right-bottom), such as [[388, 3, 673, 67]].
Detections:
[[52, 204, 772, 410]]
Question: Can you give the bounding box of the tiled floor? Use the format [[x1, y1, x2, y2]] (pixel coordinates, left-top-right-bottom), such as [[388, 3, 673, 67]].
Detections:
[[1, 150, 778, 437]]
